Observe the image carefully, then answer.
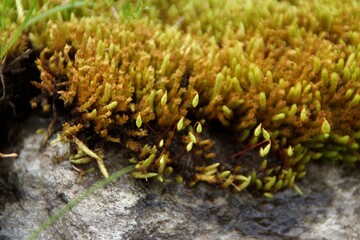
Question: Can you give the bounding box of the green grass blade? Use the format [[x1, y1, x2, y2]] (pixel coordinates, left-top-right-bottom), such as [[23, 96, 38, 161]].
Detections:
[[25, 1, 93, 27], [27, 165, 135, 240], [0, 0, 39, 59]]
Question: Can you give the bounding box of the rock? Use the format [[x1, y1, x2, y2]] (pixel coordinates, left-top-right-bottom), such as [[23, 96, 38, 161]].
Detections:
[[0, 116, 360, 240]]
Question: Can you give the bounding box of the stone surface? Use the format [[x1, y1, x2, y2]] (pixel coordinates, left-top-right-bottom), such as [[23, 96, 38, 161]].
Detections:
[[0, 116, 360, 240]]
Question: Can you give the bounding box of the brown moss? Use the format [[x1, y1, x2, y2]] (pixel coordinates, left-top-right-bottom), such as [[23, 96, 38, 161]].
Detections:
[[26, 0, 360, 195]]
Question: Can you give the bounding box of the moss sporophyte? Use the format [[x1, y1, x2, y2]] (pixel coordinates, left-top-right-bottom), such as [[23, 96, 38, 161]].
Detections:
[[2, 0, 360, 198]]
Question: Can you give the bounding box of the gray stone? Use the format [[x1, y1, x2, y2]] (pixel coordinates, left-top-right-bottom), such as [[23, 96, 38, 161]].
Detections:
[[0, 116, 360, 240]]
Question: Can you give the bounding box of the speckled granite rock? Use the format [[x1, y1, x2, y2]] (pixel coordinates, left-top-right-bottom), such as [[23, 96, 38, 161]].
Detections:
[[0, 116, 360, 240]]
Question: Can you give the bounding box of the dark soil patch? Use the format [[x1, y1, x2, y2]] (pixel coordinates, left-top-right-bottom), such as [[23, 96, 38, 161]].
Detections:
[[0, 46, 41, 210]]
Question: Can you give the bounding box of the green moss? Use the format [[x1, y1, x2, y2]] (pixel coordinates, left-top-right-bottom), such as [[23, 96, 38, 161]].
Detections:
[[8, 0, 360, 195]]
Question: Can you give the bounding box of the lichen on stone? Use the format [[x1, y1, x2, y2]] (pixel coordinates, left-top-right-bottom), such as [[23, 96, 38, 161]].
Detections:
[[27, 0, 360, 196]]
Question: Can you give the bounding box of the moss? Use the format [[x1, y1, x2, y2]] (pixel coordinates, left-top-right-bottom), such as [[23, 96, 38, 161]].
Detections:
[[9, 0, 360, 195]]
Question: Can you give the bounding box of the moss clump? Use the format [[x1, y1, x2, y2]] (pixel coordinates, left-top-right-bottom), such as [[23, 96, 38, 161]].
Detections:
[[26, 0, 360, 196]]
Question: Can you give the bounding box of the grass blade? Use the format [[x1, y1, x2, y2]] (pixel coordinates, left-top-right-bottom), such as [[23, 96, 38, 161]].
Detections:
[[0, 0, 39, 59], [25, 1, 93, 27], [28, 165, 135, 240]]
